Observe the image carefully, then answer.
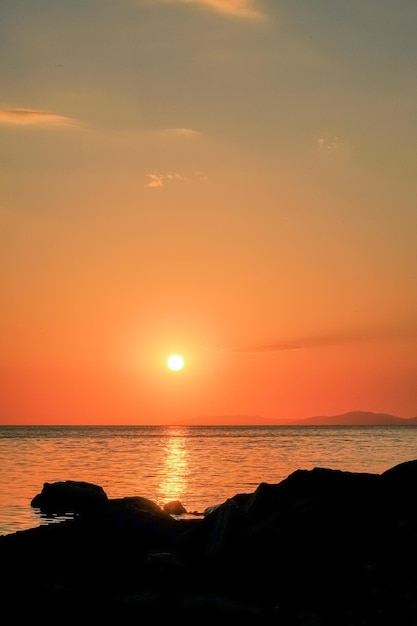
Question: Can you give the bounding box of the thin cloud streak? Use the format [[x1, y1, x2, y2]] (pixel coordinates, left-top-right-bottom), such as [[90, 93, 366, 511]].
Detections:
[[145, 171, 190, 188], [219, 334, 365, 355], [218, 343, 303, 354], [218, 323, 417, 356], [164, 0, 264, 20], [172, 127, 202, 136], [141, 126, 202, 140], [145, 170, 207, 187], [146, 173, 164, 188], [0, 108, 75, 126]]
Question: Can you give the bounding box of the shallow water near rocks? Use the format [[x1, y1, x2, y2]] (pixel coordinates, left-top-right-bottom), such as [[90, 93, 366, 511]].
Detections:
[[1, 424, 417, 535]]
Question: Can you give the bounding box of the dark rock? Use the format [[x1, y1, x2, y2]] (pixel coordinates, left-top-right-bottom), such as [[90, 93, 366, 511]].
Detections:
[[31, 480, 108, 515], [4, 460, 417, 624], [381, 459, 417, 506], [163, 499, 187, 515]]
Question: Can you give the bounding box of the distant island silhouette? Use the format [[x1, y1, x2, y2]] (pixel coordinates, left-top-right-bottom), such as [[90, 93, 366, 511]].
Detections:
[[191, 411, 417, 426]]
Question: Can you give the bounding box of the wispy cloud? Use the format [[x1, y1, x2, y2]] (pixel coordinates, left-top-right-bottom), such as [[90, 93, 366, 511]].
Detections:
[[0, 108, 74, 126], [146, 171, 189, 188], [171, 127, 202, 136], [218, 323, 417, 357], [150, 127, 202, 140], [317, 135, 348, 153], [317, 136, 338, 151], [216, 329, 378, 355], [146, 173, 164, 188], [145, 170, 207, 188], [165, 0, 264, 20], [218, 343, 303, 354]]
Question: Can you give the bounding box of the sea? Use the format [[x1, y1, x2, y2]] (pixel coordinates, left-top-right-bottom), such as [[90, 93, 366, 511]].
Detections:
[[1, 424, 417, 537]]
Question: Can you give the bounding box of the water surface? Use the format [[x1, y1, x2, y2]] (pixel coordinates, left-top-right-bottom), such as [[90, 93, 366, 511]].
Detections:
[[1, 425, 417, 535]]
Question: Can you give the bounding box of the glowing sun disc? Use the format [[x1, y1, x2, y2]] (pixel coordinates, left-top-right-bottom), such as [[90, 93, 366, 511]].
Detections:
[[167, 354, 184, 371]]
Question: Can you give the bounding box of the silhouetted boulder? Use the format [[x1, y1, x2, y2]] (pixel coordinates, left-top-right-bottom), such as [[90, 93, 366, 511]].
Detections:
[[31, 480, 108, 515], [381, 459, 417, 502], [163, 500, 187, 515], [3, 460, 417, 624]]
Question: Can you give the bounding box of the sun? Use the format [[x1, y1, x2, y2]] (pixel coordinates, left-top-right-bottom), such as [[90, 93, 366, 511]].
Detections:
[[167, 354, 185, 371]]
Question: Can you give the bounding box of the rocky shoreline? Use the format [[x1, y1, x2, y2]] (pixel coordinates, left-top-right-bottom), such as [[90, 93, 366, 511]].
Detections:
[[2, 460, 417, 624]]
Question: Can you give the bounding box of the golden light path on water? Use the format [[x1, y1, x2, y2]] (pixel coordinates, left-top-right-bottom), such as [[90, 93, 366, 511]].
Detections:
[[158, 427, 189, 506], [4, 425, 417, 535]]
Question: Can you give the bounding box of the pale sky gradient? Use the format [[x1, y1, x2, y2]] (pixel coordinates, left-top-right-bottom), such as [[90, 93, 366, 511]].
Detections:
[[1, 0, 416, 424]]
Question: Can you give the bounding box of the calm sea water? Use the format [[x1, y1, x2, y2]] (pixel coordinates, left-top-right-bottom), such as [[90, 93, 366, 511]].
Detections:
[[1, 425, 417, 536]]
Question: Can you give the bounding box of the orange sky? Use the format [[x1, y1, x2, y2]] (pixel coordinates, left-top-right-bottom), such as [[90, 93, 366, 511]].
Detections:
[[1, 0, 416, 424]]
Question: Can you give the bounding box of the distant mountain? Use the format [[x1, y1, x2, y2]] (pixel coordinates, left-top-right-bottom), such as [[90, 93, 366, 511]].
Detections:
[[192, 411, 417, 426], [291, 411, 417, 426]]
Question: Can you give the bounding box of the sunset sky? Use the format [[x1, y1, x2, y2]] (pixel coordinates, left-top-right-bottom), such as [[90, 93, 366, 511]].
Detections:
[[1, 0, 416, 425]]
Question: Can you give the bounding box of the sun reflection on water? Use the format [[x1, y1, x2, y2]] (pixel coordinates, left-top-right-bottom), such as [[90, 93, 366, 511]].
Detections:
[[158, 427, 189, 506]]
